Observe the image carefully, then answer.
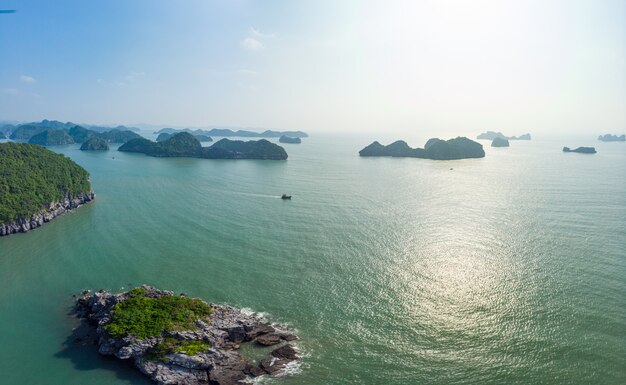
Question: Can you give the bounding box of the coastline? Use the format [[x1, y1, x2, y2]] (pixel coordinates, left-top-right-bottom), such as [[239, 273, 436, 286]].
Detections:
[[0, 191, 95, 236]]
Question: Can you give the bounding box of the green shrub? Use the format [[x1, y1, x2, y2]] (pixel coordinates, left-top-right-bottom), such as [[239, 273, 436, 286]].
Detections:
[[103, 289, 213, 339], [146, 337, 211, 360]]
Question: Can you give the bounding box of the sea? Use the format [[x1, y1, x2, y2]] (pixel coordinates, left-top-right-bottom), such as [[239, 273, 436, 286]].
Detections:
[[0, 132, 624, 385]]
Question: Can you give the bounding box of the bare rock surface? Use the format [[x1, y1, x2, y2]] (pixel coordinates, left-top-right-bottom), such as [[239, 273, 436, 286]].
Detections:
[[0, 192, 95, 236]]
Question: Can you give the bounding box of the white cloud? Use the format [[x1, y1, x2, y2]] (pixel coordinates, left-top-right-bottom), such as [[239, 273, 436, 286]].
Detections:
[[97, 78, 105, 84], [239, 69, 258, 75], [240, 27, 275, 51], [250, 27, 275, 39], [241, 37, 263, 51], [19, 75, 36, 83]]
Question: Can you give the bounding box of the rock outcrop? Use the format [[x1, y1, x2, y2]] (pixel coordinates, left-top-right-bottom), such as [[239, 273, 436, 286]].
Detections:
[[359, 137, 485, 160], [563, 146, 596, 154], [73, 286, 300, 385], [491, 137, 510, 147], [0, 192, 95, 236]]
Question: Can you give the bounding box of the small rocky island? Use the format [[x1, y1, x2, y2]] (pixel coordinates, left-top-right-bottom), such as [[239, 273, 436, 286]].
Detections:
[[477, 131, 531, 140], [563, 146, 596, 154], [598, 134, 625, 142], [279, 135, 301, 144], [0, 143, 94, 236], [491, 137, 510, 147], [80, 136, 110, 151], [74, 286, 299, 385], [359, 137, 485, 160], [120, 132, 288, 160]]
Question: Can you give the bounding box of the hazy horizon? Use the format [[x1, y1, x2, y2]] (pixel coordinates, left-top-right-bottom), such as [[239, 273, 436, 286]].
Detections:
[[1, 0, 624, 136]]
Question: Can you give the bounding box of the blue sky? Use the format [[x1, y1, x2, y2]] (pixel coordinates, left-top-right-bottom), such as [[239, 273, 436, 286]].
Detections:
[[0, 0, 624, 135]]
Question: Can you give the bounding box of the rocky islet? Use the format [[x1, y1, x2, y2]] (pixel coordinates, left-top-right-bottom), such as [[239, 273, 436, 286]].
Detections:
[[73, 286, 300, 385]]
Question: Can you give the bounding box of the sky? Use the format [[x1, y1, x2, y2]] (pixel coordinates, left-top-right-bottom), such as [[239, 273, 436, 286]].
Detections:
[[0, 0, 624, 136]]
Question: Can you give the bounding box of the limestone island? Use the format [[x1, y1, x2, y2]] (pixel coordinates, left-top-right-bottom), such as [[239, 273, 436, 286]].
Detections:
[[157, 132, 213, 143], [491, 137, 510, 147], [80, 136, 110, 151], [279, 135, 301, 144], [598, 134, 625, 142], [563, 146, 596, 154], [73, 286, 299, 385], [119, 132, 288, 160], [29, 128, 75, 145], [477, 131, 531, 141], [0, 142, 94, 236], [155, 127, 308, 139], [359, 137, 485, 160]]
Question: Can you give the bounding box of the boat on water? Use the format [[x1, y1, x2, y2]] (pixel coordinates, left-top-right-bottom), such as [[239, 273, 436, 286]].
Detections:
[[281, 194, 292, 200]]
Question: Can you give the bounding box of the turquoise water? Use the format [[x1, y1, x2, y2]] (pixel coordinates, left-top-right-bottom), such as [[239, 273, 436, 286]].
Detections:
[[0, 134, 624, 384]]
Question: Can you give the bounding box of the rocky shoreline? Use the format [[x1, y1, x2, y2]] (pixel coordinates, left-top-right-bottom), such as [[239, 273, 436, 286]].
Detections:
[[0, 191, 94, 236], [73, 286, 300, 385]]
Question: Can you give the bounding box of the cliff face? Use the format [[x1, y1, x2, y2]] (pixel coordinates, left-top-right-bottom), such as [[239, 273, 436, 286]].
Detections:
[[0, 192, 94, 236]]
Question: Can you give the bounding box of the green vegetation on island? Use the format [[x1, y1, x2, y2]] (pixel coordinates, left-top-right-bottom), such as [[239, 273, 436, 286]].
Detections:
[[0, 142, 91, 223], [102, 287, 213, 339], [119, 132, 288, 160], [157, 132, 213, 143], [98, 129, 142, 143], [146, 337, 212, 360], [4, 120, 143, 145], [9, 124, 47, 140], [28, 129, 75, 145], [76, 286, 300, 383], [68, 125, 94, 143], [80, 136, 109, 151]]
